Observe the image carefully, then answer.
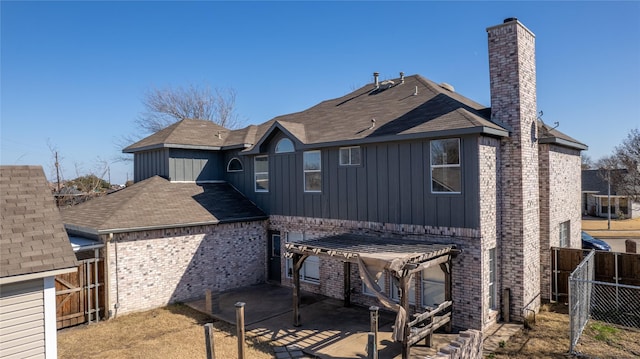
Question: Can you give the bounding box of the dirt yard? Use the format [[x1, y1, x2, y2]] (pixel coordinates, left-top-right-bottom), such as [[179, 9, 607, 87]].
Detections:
[[492, 303, 640, 359], [57, 304, 273, 359], [58, 303, 640, 358]]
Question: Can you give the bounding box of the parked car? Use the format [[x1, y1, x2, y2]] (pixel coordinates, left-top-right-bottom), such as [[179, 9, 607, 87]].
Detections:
[[581, 231, 611, 251]]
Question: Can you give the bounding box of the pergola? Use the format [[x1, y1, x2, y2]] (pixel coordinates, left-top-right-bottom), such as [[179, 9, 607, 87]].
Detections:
[[284, 233, 459, 358]]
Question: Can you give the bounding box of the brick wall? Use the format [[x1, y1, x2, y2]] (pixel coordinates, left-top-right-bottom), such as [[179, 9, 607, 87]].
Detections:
[[478, 136, 500, 326], [426, 329, 483, 359], [270, 215, 490, 331], [104, 221, 267, 315], [488, 19, 541, 320], [539, 144, 582, 299]]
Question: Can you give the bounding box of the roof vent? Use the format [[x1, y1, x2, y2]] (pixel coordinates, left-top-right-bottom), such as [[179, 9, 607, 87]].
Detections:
[[373, 72, 380, 89], [439, 82, 455, 92], [504, 17, 518, 23], [400, 72, 405, 84], [380, 80, 395, 89]]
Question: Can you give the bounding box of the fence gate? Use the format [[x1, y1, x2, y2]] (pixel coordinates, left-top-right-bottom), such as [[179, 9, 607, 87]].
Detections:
[[55, 257, 105, 329]]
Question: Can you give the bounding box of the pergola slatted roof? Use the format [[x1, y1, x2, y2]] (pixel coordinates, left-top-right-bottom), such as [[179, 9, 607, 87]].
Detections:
[[284, 233, 455, 264]]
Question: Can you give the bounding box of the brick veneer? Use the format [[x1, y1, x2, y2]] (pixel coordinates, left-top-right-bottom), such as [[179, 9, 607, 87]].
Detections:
[[488, 19, 541, 320], [103, 221, 267, 315], [539, 144, 582, 299], [270, 215, 490, 331]]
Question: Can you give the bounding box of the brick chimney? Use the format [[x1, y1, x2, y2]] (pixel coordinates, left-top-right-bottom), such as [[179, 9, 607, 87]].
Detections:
[[487, 18, 541, 321]]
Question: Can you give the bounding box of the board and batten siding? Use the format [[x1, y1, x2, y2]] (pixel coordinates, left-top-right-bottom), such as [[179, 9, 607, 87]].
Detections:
[[0, 279, 45, 359], [134, 149, 225, 183], [133, 149, 170, 182], [169, 149, 223, 182], [228, 135, 481, 229]]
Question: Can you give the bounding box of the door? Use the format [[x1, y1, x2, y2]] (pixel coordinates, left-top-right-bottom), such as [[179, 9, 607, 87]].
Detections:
[[268, 231, 281, 282]]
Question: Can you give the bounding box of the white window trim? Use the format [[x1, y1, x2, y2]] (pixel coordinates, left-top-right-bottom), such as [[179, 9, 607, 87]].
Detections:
[[254, 155, 268, 192], [339, 146, 361, 166], [303, 150, 322, 193], [226, 157, 244, 172], [430, 138, 462, 194]]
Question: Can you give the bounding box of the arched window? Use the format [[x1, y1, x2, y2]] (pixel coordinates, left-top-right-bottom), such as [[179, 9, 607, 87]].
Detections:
[[275, 138, 294, 153], [227, 158, 243, 172]]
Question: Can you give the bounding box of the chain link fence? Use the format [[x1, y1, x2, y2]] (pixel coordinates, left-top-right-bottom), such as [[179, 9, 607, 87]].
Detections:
[[569, 250, 594, 353], [569, 250, 640, 354]]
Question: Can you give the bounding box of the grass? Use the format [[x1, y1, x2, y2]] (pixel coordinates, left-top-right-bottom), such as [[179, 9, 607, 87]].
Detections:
[[582, 217, 640, 236], [57, 304, 274, 359], [491, 303, 640, 358]]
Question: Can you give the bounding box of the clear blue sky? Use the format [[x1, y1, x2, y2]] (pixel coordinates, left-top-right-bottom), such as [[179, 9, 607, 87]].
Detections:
[[2, 1, 639, 185]]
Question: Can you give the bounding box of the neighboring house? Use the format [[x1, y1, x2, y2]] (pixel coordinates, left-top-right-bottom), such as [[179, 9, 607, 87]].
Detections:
[[0, 166, 78, 359], [61, 18, 586, 333], [582, 169, 639, 219]]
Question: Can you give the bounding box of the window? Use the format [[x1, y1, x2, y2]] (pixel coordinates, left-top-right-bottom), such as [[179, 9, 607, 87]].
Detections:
[[303, 150, 321, 192], [254, 155, 269, 192], [275, 138, 294, 153], [422, 266, 445, 308], [430, 138, 461, 193], [559, 221, 570, 247], [285, 232, 320, 283], [489, 248, 496, 310], [391, 276, 416, 305], [363, 272, 387, 296], [227, 158, 243, 172], [339, 146, 361, 166]]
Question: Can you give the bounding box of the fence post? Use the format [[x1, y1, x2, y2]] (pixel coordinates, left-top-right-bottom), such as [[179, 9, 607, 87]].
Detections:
[[369, 306, 378, 359], [367, 332, 377, 359], [235, 302, 246, 359], [204, 323, 216, 359], [625, 239, 637, 253], [205, 290, 212, 315]]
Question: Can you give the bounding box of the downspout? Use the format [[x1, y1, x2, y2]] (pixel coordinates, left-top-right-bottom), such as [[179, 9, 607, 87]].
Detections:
[[112, 232, 121, 317]]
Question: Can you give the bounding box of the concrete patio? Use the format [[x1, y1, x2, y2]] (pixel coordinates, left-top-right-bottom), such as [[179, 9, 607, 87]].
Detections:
[[186, 283, 518, 358]]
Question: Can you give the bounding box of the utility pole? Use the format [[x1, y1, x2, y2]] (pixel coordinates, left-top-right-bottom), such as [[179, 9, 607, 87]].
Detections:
[[55, 151, 61, 192], [607, 169, 611, 230]]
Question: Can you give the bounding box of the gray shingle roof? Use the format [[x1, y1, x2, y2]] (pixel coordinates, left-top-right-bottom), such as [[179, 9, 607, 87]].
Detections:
[[60, 176, 266, 233], [123, 119, 229, 153], [1, 166, 78, 278], [538, 120, 587, 150], [244, 75, 506, 152], [582, 169, 627, 195], [124, 75, 509, 154]]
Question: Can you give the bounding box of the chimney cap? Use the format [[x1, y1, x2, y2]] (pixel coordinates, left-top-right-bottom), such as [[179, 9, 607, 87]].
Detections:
[[504, 17, 518, 23]]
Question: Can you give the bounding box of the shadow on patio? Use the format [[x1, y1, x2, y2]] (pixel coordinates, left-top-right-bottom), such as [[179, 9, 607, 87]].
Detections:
[[185, 283, 458, 359]]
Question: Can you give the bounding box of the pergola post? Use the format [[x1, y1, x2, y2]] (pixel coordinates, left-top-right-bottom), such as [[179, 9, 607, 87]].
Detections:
[[440, 262, 452, 332], [344, 261, 351, 307], [400, 274, 410, 359], [292, 253, 307, 327]]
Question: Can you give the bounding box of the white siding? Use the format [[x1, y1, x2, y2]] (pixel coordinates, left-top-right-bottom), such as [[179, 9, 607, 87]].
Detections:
[[0, 279, 45, 359]]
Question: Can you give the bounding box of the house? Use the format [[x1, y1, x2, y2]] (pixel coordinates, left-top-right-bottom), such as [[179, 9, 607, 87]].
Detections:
[[61, 18, 586, 334], [582, 169, 639, 219], [0, 166, 78, 359]]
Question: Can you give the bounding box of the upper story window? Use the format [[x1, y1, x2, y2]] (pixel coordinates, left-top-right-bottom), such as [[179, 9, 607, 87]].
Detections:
[[430, 138, 461, 193], [339, 146, 361, 166], [275, 138, 294, 153], [227, 158, 243, 172], [254, 155, 269, 192], [559, 221, 570, 247], [303, 150, 321, 192]]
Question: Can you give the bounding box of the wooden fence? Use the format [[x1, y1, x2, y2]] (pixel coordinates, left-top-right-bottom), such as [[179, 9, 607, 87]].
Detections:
[[55, 257, 105, 329], [551, 247, 640, 302]]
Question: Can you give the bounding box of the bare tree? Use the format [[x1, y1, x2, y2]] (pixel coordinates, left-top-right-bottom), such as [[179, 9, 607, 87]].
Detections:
[[581, 153, 594, 170], [136, 84, 242, 134], [612, 128, 640, 201], [594, 128, 640, 202]]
